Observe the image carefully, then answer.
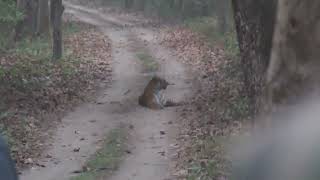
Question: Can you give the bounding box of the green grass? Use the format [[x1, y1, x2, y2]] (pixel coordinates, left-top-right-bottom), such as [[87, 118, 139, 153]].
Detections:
[[6, 21, 85, 58], [184, 16, 239, 58], [0, 20, 89, 93], [13, 36, 51, 57], [70, 128, 127, 180], [187, 137, 230, 180], [63, 21, 85, 35], [136, 51, 159, 72], [184, 17, 219, 42], [0, 22, 15, 51]]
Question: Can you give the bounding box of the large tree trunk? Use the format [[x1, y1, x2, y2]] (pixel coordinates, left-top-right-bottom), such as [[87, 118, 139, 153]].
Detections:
[[50, 0, 64, 60], [266, 0, 320, 126], [14, 0, 39, 40], [31, 0, 39, 36], [37, 0, 50, 35], [232, 0, 277, 122], [14, 0, 27, 41], [232, 1, 320, 179]]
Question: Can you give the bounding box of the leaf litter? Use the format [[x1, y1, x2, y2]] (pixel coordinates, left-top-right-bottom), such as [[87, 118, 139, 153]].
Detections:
[[160, 27, 249, 179], [0, 19, 112, 171]]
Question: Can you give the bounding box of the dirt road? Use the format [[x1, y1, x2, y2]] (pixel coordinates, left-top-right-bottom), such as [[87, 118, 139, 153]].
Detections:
[[20, 2, 192, 180]]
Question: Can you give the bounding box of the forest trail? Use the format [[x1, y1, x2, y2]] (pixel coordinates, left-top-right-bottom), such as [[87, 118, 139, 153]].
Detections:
[[21, 2, 192, 180]]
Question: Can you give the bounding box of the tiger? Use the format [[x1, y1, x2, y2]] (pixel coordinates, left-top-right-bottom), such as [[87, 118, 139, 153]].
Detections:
[[138, 76, 182, 109]]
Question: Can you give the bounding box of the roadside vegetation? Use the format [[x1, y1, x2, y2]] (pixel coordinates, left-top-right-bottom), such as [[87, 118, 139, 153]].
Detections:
[[0, 2, 112, 169]]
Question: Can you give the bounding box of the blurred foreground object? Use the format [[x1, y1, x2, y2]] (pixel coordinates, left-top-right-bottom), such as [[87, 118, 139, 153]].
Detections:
[[233, 0, 320, 178], [266, 0, 320, 126], [0, 135, 18, 180], [231, 98, 320, 180]]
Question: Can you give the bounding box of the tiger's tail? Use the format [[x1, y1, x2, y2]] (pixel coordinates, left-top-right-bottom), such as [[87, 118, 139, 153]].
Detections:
[[164, 99, 184, 107]]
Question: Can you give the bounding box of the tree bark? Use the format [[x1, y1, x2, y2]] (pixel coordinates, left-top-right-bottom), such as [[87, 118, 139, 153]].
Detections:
[[14, 0, 39, 40], [50, 0, 64, 61], [37, 0, 49, 35], [14, 0, 27, 41], [266, 0, 320, 126], [232, 0, 277, 122], [31, 0, 39, 36]]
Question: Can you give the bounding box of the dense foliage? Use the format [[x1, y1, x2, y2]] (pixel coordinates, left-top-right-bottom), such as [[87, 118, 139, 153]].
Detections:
[[0, 0, 23, 24], [80, 0, 230, 24], [0, 0, 23, 49]]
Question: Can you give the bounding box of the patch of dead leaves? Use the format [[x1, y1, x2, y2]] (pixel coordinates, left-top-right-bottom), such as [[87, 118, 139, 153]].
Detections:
[[0, 23, 112, 170], [160, 27, 247, 180], [159, 27, 225, 74]]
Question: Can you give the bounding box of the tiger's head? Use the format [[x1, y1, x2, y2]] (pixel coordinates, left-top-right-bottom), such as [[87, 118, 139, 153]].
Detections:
[[151, 76, 174, 90]]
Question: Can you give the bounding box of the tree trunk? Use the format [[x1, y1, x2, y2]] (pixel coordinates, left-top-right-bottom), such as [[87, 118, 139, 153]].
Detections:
[[31, 0, 39, 36], [232, 1, 320, 179], [232, 0, 277, 122], [266, 0, 320, 126], [37, 0, 50, 35], [14, 0, 39, 40], [137, 0, 146, 11], [14, 0, 27, 41], [216, 0, 229, 34], [124, 0, 133, 9], [50, 0, 64, 61], [177, 0, 185, 18]]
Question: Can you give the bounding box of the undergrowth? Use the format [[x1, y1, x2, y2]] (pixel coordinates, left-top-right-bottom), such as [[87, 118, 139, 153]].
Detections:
[[73, 0, 217, 21], [186, 137, 230, 180], [184, 16, 239, 58], [161, 19, 247, 179], [183, 57, 248, 180], [0, 21, 85, 104], [0, 20, 112, 169], [0, 0, 23, 51]]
